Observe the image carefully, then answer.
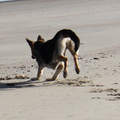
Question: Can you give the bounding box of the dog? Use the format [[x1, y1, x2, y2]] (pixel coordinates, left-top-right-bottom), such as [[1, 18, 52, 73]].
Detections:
[[26, 29, 80, 81]]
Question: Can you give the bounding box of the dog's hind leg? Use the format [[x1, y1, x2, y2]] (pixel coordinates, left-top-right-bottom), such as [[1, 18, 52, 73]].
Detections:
[[68, 48, 80, 74], [57, 55, 68, 78], [37, 66, 43, 80], [52, 62, 64, 80], [46, 62, 64, 81], [73, 54, 80, 74]]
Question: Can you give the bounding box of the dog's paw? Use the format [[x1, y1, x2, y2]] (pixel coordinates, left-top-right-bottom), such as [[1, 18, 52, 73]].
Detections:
[[46, 78, 55, 81], [76, 68, 80, 74], [31, 77, 40, 81], [63, 72, 67, 78], [36, 76, 41, 80]]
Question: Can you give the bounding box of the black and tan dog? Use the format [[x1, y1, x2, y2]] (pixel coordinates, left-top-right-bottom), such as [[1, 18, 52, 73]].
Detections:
[[26, 29, 80, 81]]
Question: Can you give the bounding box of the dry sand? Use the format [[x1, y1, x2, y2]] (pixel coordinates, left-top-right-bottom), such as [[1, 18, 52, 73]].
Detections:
[[0, 0, 120, 119]]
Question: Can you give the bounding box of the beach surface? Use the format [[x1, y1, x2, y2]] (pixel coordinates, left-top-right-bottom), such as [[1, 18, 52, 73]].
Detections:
[[0, 0, 120, 119]]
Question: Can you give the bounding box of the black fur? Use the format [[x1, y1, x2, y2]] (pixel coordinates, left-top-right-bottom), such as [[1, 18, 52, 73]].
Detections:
[[34, 29, 80, 64]]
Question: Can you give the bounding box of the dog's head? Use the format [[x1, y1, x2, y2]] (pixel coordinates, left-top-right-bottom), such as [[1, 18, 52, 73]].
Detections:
[[26, 35, 45, 59]]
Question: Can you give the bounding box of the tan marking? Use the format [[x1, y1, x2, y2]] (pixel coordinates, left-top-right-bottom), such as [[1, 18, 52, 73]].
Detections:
[[67, 47, 80, 73], [37, 66, 43, 80], [26, 38, 36, 58]]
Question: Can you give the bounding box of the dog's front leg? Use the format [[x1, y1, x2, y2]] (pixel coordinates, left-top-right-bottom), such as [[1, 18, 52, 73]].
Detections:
[[37, 66, 43, 80]]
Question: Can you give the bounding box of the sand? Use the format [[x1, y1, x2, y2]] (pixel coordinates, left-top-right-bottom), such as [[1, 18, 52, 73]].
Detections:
[[0, 0, 120, 119]]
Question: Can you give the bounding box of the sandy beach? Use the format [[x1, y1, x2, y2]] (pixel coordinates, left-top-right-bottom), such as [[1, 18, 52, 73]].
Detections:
[[0, 0, 120, 119]]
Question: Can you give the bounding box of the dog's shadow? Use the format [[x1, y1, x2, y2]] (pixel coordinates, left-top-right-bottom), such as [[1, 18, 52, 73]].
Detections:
[[0, 77, 92, 90], [0, 78, 56, 90]]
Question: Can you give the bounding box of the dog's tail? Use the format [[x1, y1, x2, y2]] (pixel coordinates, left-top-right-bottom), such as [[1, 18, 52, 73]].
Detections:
[[53, 29, 80, 52]]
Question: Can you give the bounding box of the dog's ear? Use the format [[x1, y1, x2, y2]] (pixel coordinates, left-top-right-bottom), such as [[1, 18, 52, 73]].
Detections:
[[26, 38, 36, 59], [26, 38, 34, 48], [37, 35, 45, 42]]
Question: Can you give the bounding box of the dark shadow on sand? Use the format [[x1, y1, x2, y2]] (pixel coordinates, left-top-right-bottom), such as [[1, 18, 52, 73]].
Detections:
[[0, 78, 56, 90], [0, 77, 96, 90]]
